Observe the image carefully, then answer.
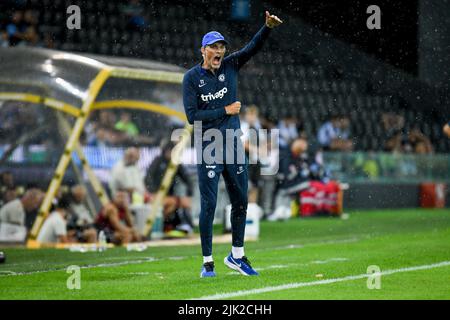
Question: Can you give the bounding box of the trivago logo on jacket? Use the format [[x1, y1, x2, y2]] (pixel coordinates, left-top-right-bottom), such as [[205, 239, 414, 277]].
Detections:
[[201, 87, 228, 102]]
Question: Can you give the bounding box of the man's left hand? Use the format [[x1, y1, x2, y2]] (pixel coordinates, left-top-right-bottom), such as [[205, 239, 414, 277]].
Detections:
[[265, 11, 283, 28]]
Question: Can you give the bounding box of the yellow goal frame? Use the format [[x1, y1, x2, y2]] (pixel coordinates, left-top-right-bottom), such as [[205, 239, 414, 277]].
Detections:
[[0, 64, 190, 248]]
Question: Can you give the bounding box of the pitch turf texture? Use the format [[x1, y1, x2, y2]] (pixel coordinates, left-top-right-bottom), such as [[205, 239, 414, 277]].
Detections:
[[1, 209, 449, 299]]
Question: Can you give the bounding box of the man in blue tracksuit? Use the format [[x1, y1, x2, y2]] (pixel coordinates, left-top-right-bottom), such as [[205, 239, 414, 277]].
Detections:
[[183, 11, 283, 277]]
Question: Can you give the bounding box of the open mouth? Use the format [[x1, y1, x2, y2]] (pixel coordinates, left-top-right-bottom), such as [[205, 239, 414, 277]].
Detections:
[[213, 55, 221, 65]]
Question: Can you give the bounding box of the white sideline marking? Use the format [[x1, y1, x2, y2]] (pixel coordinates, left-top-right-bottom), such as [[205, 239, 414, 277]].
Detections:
[[0, 271, 18, 275], [194, 261, 450, 300], [0, 257, 161, 276]]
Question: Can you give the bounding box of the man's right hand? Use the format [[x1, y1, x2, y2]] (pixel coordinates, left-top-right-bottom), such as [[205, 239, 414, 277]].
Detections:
[[225, 101, 241, 115]]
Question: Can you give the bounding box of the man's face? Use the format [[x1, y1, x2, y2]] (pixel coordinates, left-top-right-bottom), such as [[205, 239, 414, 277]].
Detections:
[[114, 192, 129, 209], [125, 148, 139, 165], [72, 187, 86, 203], [202, 42, 226, 71], [23, 193, 43, 212], [245, 110, 258, 124]]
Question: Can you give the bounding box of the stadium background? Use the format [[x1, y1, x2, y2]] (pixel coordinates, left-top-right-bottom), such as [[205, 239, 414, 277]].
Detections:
[[0, 0, 450, 302], [0, 0, 449, 235]]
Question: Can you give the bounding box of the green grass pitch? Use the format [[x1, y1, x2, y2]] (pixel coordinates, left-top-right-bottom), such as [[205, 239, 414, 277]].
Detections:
[[1, 208, 449, 300]]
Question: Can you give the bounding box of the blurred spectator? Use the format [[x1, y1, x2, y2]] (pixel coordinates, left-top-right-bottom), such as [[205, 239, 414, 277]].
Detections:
[[115, 112, 139, 137], [5, 10, 25, 46], [241, 105, 262, 138], [240, 105, 263, 203], [240, 105, 280, 215], [0, 188, 44, 227], [384, 123, 434, 154], [317, 114, 353, 151], [382, 112, 406, 152], [277, 115, 299, 148], [99, 110, 117, 130], [22, 9, 39, 46], [86, 111, 124, 146], [272, 137, 342, 219], [95, 190, 142, 244], [86, 110, 154, 147], [88, 126, 124, 147], [0, 30, 9, 47], [0, 101, 49, 144], [382, 112, 404, 133], [110, 147, 147, 203], [0, 171, 17, 206], [145, 141, 193, 233], [443, 122, 450, 138], [269, 138, 311, 221], [277, 138, 312, 193], [354, 151, 380, 179], [407, 127, 434, 154], [66, 185, 97, 243], [1, 9, 39, 47], [120, 0, 148, 32], [260, 113, 277, 131], [37, 194, 71, 244], [255, 133, 279, 216]]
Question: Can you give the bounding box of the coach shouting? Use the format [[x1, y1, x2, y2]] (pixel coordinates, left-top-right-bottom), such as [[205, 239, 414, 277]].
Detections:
[[183, 11, 282, 277]]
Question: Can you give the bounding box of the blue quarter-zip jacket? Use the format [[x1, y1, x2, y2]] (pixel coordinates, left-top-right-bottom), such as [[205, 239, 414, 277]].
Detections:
[[183, 25, 271, 133]]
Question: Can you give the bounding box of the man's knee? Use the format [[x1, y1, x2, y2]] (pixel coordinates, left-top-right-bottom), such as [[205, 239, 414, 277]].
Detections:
[[201, 196, 217, 213]]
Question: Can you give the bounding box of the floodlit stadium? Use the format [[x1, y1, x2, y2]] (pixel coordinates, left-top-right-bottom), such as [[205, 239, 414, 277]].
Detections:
[[0, 0, 449, 305]]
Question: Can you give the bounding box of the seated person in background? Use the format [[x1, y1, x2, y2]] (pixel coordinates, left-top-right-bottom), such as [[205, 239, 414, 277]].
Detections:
[[386, 126, 434, 154], [145, 141, 193, 234], [110, 147, 148, 203], [277, 138, 312, 195], [277, 114, 299, 149], [240, 105, 263, 203], [0, 188, 44, 227], [115, 111, 139, 137], [444, 122, 450, 138], [382, 112, 405, 152], [66, 185, 97, 243], [317, 114, 353, 151], [37, 195, 71, 244], [95, 190, 142, 244]]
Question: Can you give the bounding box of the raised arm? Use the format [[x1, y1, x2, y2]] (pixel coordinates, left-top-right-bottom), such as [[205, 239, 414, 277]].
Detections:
[[227, 11, 283, 70]]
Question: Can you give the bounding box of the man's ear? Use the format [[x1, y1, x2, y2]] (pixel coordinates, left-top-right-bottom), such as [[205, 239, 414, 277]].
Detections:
[[200, 46, 205, 56]]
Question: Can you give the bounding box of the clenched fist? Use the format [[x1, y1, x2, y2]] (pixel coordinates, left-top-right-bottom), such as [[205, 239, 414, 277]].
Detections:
[[225, 101, 241, 115]]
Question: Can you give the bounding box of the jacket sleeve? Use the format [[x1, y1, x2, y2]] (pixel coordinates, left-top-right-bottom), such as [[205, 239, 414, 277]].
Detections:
[[226, 24, 272, 70], [183, 73, 227, 125]]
